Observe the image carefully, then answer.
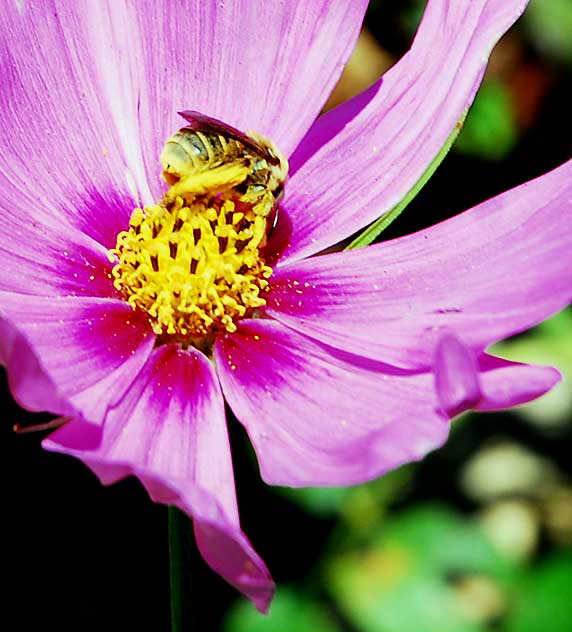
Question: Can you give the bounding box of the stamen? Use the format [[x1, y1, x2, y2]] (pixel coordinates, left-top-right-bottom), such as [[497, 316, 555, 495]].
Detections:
[[110, 113, 288, 345], [110, 194, 273, 338], [14, 417, 70, 434]]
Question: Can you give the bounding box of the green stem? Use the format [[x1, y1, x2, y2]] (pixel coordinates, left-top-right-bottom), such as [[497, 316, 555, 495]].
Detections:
[[168, 506, 195, 632], [346, 109, 468, 250]]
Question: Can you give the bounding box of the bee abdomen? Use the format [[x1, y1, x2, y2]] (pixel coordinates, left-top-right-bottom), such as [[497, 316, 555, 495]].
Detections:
[[175, 130, 209, 169], [178, 130, 240, 171]]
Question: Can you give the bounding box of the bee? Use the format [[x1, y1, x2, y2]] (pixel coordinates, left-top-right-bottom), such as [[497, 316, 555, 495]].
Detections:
[[160, 110, 288, 218]]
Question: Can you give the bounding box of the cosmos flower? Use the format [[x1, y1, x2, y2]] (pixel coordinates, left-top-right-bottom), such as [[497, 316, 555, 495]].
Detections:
[[1, 0, 571, 613]]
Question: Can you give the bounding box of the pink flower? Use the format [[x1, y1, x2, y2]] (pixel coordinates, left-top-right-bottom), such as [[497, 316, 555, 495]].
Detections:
[[1, 0, 570, 612]]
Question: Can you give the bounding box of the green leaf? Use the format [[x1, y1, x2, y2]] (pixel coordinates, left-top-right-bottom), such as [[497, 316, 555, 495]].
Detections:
[[279, 465, 412, 520], [455, 78, 517, 160], [505, 555, 572, 632], [224, 588, 341, 632], [380, 506, 514, 575], [326, 505, 516, 632], [346, 110, 468, 249], [400, 1, 425, 36], [278, 485, 350, 517], [525, 0, 572, 64]]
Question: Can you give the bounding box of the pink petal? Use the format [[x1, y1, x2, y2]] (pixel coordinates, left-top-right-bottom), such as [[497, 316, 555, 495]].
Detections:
[[266, 159, 572, 368], [432, 334, 559, 414], [0, 293, 154, 423], [3, 0, 368, 204], [0, 2, 140, 238], [0, 215, 116, 298], [1, 0, 367, 242], [280, 0, 529, 262], [215, 319, 450, 486], [0, 317, 75, 417], [476, 354, 561, 411], [126, 0, 368, 190], [43, 345, 274, 612], [434, 333, 481, 417]]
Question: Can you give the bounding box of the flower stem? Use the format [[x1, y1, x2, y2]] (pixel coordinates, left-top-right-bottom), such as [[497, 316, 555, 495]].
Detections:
[[346, 109, 468, 250], [168, 506, 195, 631]]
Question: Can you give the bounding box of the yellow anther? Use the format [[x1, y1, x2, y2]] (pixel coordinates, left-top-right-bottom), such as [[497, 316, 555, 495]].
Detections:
[[110, 193, 273, 338]]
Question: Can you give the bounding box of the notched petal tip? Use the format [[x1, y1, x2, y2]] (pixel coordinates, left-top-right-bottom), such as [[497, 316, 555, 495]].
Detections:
[[194, 520, 275, 614], [42, 345, 274, 611]]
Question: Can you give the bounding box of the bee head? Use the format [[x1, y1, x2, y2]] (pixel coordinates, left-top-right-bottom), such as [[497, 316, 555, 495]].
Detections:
[[160, 140, 192, 181]]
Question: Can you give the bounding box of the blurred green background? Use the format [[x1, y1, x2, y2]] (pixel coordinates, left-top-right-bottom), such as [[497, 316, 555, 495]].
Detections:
[[3, 1, 571, 630]]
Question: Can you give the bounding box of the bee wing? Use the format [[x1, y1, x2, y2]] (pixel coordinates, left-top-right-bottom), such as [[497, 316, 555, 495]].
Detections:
[[178, 110, 280, 166]]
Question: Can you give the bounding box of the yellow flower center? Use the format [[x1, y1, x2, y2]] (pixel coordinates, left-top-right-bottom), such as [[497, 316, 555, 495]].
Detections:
[[111, 193, 273, 339], [110, 114, 288, 343]]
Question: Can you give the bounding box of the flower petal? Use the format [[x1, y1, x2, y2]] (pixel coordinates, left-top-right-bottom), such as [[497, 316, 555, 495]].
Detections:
[[215, 319, 449, 486], [0, 216, 117, 298], [280, 0, 528, 261], [0, 293, 154, 422], [0, 2, 141, 237], [43, 345, 274, 612], [2, 0, 368, 237], [432, 333, 559, 414], [434, 333, 481, 417], [124, 0, 368, 186], [476, 354, 561, 411], [0, 317, 75, 417], [266, 159, 572, 368]]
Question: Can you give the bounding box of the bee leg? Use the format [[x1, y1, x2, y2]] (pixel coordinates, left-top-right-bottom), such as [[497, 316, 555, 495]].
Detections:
[[166, 163, 251, 200], [251, 190, 277, 218]]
